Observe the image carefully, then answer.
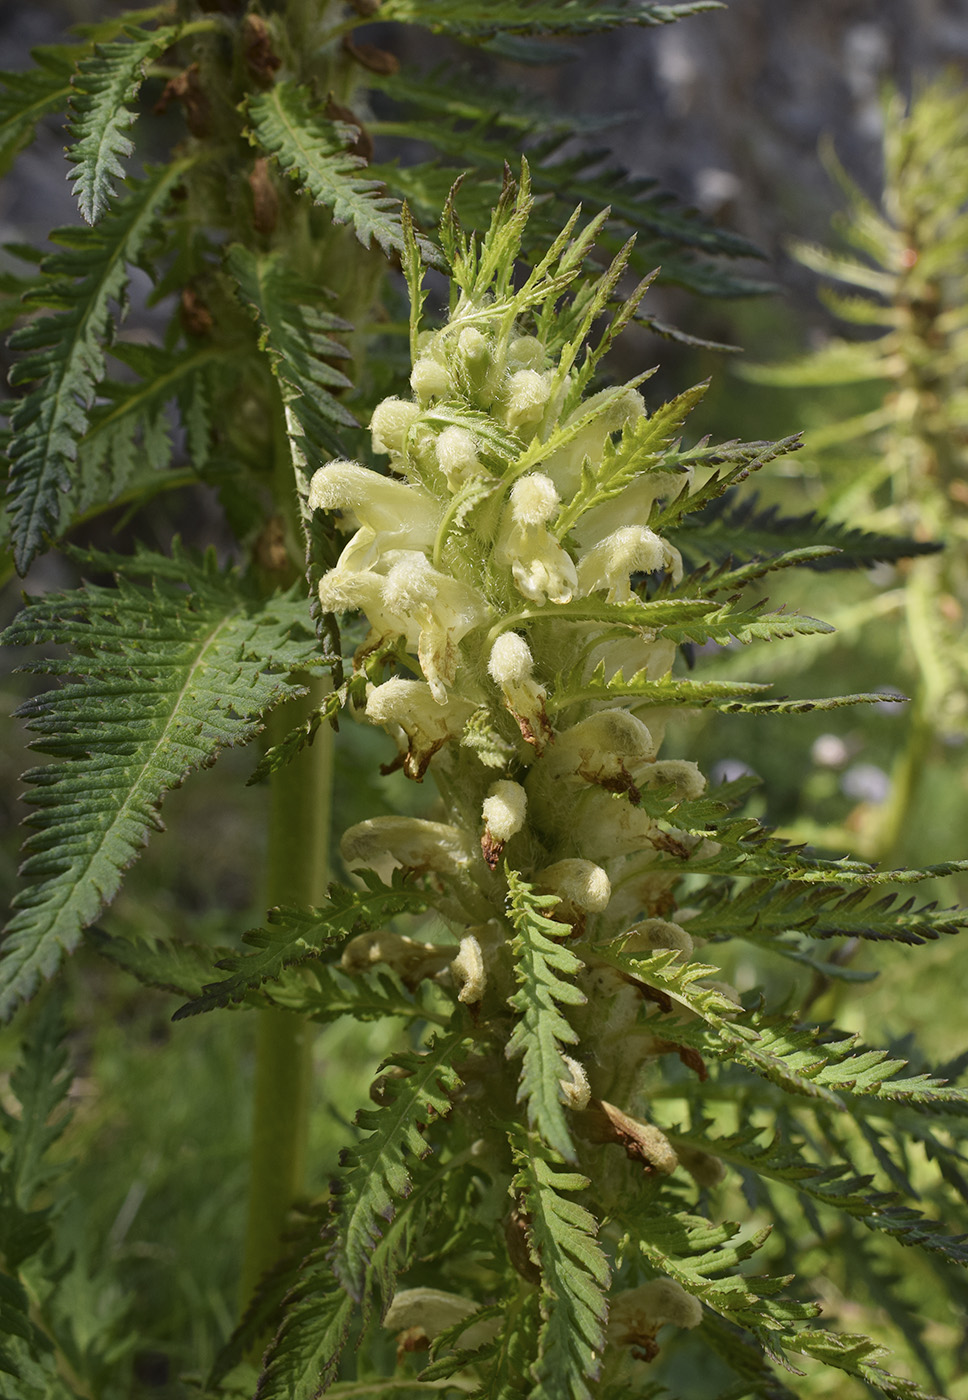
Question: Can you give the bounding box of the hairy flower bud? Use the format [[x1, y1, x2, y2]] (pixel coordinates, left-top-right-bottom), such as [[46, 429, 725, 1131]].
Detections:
[[536, 859, 611, 913], [505, 369, 552, 431], [487, 632, 553, 748], [370, 397, 421, 455], [541, 710, 656, 803], [481, 779, 527, 868], [494, 473, 577, 605], [435, 425, 483, 489], [341, 930, 452, 987], [451, 932, 486, 1004], [383, 1288, 500, 1350], [341, 816, 474, 884], [577, 526, 683, 604], [559, 1054, 591, 1110], [608, 1279, 702, 1350], [365, 678, 473, 779], [623, 918, 694, 961]]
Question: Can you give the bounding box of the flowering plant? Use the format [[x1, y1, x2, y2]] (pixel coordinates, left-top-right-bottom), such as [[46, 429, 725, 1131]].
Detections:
[[216, 172, 968, 1398], [2, 4, 968, 1398]]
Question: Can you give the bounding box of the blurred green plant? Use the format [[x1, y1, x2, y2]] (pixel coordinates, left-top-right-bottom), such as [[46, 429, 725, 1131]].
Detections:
[[742, 75, 968, 865]]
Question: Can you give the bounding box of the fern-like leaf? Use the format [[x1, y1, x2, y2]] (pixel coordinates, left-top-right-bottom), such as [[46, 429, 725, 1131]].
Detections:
[[505, 870, 586, 1164], [601, 946, 968, 1111], [65, 24, 180, 224], [73, 341, 224, 508], [0, 989, 72, 1381], [510, 1130, 609, 1400], [246, 82, 441, 264], [554, 381, 708, 537], [5, 160, 191, 573], [374, 1, 724, 38], [0, 545, 328, 1019], [227, 244, 357, 464], [550, 664, 895, 718], [87, 928, 223, 998], [0, 46, 79, 177], [670, 495, 942, 573], [501, 593, 833, 649], [329, 1033, 465, 1304], [173, 881, 428, 1017], [632, 1193, 816, 1332], [686, 877, 968, 948], [672, 1122, 968, 1265], [785, 1327, 946, 1400], [258, 1138, 462, 1398]]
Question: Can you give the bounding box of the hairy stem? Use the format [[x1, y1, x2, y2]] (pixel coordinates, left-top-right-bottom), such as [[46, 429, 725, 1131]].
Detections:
[[241, 681, 333, 1311]]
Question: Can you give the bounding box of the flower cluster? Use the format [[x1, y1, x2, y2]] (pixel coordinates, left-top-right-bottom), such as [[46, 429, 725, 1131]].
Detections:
[[311, 290, 700, 954], [310, 185, 734, 1378]]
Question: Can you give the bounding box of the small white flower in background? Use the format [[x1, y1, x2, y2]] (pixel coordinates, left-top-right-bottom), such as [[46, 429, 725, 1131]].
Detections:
[[607, 1278, 702, 1351], [383, 1288, 500, 1351]]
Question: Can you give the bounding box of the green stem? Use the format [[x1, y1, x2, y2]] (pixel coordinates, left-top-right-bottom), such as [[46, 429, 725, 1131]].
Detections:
[[241, 680, 334, 1311]]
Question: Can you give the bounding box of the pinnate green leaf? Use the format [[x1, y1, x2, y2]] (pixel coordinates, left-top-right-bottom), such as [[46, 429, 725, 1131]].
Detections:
[[227, 243, 357, 462], [505, 871, 585, 1163], [375, 0, 723, 39], [5, 161, 190, 573], [0, 545, 327, 1019], [246, 82, 441, 265], [174, 881, 428, 1017], [330, 1033, 466, 1303], [66, 24, 180, 224], [510, 1131, 609, 1400], [0, 46, 79, 177]]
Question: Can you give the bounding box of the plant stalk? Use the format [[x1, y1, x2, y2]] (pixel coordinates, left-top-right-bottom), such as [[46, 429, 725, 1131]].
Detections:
[[241, 680, 333, 1312]]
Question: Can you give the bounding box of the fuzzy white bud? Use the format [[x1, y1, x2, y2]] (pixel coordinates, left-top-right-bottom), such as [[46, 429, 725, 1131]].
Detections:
[[507, 336, 544, 372], [481, 780, 527, 843], [435, 425, 482, 488], [509, 473, 559, 527], [608, 1279, 703, 1345], [506, 369, 552, 429], [624, 918, 694, 961], [577, 526, 683, 604], [451, 933, 486, 1005], [411, 355, 452, 403], [458, 327, 489, 361], [488, 631, 535, 688], [383, 1288, 500, 1350], [369, 398, 421, 455], [537, 859, 612, 913]]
